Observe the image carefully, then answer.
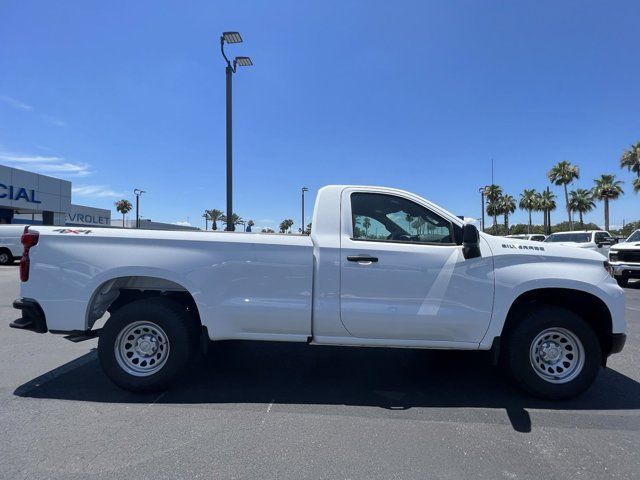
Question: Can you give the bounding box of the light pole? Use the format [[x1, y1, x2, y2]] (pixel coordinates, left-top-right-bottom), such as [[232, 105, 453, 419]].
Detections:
[[220, 31, 253, 231], [202, 213, 209, 231], [479, 186, 489, 232], [301, 187, 309, 234], [134, 189, 146, 229]]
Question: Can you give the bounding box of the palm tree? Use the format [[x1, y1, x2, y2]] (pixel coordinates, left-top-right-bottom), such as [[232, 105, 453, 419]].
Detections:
[[220, 213, 244, 230], [547, 160, 579, 230], [539, 189, 557, 234], [230, 214, 243, 229], [593, 174, 624, 231], [500, 194, 517, 234], [634, 177, 640, 194], [533, 191, 544, 231], [114, 199, 132, 228], [362, 217, 371, 236], [279, 219, 294, 233], [620, 142, 640, 178], [484, 184, 503, 234], [568, 188, 595, 229], [518, 189, 538, 234], [206, 209, 223, 231]]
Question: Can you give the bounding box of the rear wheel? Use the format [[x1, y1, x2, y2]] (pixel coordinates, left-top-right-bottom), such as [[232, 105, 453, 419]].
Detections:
[[98, 298, 199, 392], [502, 305, 602, 400], [616, 277, 629, 288], [0, 249, 12, 265]]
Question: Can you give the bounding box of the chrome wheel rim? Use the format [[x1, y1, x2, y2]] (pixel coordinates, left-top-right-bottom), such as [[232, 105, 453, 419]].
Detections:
[[530, 327, 584, 384], [115, 321, 170, 377], [0, 252, 9, 264]]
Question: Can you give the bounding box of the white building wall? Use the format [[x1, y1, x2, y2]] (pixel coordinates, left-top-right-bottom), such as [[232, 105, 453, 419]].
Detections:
[[0, 164, 71, 216]]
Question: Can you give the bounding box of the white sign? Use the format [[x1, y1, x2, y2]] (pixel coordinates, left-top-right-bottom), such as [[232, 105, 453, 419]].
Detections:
[[66, 204, 111, 227]]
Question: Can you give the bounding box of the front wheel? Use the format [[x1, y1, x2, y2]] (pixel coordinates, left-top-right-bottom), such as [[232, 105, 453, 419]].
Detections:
[[98, 298, 199, 392], [501, 305, 602, 400]]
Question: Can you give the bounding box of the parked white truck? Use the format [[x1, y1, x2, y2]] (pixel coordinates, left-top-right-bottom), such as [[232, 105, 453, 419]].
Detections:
[[11, 186, 626, 399], [544, 230, 616, 256], [0, 225, 24, 265], [608, 229, 640, 287]]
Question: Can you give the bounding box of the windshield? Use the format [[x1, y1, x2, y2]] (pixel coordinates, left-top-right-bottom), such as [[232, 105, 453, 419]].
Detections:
[[627, 230, 640, 242], [545, 233, 591, 243]]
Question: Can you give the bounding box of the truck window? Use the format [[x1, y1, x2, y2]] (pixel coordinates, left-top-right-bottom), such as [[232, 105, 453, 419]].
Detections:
[[545, 233, 591, 243], [594, 232, 608, 244], [350, 193, 454, 244], [627, 230, 640, 242]]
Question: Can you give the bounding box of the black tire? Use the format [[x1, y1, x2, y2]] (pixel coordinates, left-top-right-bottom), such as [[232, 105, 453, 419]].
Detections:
[[0, 249, 13, 266], [616, 277, 629, 288], [501, 305, 602, 400], [98, 298, 200, 392]]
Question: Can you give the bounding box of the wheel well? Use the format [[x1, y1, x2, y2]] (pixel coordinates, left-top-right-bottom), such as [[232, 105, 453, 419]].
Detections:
[[86, 276, 201, 330], [503, 288, 614, 356], [0, 247, 12, 256]]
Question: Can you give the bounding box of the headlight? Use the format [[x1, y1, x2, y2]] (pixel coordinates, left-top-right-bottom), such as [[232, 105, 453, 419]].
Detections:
[[604, 261, 614, 277], [609, 252, 618, 262]]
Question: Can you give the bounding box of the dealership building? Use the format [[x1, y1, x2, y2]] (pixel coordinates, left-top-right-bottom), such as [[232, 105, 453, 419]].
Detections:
[[0, 164, 111, 227]]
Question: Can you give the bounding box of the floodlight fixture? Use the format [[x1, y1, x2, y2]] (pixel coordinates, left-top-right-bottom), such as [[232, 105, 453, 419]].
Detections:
[[234, 56, 253, 67], [222, 32, 243, 44]]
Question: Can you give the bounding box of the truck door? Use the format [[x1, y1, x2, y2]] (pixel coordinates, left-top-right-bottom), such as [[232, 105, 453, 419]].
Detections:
[[339, 190, 494, 344]]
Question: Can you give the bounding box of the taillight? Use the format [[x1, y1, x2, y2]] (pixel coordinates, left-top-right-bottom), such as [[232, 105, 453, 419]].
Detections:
[[20, 226, 39, 282]]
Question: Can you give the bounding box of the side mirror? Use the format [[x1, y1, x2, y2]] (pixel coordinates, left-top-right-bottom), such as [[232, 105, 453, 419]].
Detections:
[[462, 224, 481, 260]]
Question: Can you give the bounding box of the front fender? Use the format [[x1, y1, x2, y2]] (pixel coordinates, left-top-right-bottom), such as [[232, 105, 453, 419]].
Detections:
[[479, 255, 624, 348]]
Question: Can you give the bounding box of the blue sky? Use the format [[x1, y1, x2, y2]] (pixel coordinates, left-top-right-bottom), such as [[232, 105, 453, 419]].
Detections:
[[1, 0, 638, 231]]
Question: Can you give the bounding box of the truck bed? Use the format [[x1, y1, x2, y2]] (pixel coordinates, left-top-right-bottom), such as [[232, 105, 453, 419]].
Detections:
[[21, 227, 315, 340]]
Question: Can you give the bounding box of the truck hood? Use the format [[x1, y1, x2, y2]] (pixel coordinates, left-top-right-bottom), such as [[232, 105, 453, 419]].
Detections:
[[610, 242, 640, 251], [481, 233, 606, 261]]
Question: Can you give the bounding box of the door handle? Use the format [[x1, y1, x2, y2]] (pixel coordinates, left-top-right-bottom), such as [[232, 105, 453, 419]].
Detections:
[[347, 255, 378, 263]]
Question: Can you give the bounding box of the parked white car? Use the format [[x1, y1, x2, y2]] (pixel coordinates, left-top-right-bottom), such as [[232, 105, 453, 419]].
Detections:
[[0, 225, 24, 265], [608, 229, 640, 287], [505, 234, 546, 242], [544, 230, 615, 256], [10, 185, 626, 399]]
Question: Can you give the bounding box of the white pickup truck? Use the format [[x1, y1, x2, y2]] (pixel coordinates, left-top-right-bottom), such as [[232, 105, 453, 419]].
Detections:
[[608, 229, 640, 287], [544, 230, 616, 256], [11, 185, 627, 399], [0, 225, 24, 265]]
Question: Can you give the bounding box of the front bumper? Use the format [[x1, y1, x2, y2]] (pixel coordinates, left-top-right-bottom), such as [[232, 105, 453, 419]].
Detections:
[[10, 298, 47, 333], [611, 263, 640, 278]]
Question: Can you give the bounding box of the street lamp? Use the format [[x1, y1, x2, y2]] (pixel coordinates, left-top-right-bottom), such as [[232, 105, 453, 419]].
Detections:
[[220, 31, 253, 231], [133, 189, 146, 229], [301, 187, 309, 234], [202, 212, 209, 231], [479, 186, 489, 232]]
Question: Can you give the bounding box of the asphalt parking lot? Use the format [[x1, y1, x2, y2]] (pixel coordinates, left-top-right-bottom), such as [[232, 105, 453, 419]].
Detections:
[[0, 266, 639, 479]]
